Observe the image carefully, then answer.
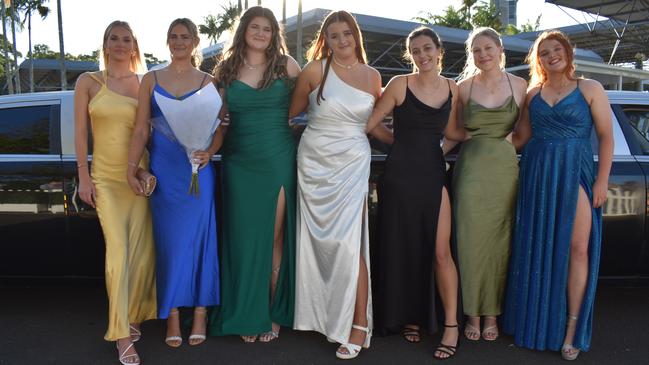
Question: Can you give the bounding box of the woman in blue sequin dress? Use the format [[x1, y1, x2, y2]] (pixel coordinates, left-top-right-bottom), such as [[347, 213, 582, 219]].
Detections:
[[503, 30, 612, 361]]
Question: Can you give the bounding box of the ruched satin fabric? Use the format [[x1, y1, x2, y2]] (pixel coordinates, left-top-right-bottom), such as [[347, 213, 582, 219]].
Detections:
[[294, 65, 375, 347], [88, 72, 157, 341], [503, 87, 602, 352]]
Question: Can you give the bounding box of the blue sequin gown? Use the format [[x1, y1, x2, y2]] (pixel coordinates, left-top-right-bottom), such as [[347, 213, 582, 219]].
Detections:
[[503, 86, 602, 352], [148, 83, 220, 318]]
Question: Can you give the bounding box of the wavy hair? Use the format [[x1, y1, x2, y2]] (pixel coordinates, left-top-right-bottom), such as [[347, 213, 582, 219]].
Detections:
[[216, 6, 288, 89], [306, 10, 367, 104], [527, 30, 577, 87], [459, 27, 506, 81], [403, 26, 444, 74], [99, 20, 147, 74], [167, 18, 202, 68]]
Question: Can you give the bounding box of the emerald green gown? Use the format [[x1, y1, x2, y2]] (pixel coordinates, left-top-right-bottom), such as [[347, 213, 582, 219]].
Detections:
[[209, 78, 296, 335], [452, 74, 519, 316]]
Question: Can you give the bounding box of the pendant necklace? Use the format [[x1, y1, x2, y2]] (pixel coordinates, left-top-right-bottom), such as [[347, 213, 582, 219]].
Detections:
[[332, 56, 358, 70]]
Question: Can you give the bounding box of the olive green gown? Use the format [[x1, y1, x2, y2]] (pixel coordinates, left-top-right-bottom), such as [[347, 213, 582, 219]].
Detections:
[[452, 74, 519, 316], [209, 78, 296, 335]]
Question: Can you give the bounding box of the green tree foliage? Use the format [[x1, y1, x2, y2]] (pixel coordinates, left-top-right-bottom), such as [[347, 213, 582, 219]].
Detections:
[[199, 2, 241, 44], [32, 43, 97, 61], [144, 52, 165, 65]]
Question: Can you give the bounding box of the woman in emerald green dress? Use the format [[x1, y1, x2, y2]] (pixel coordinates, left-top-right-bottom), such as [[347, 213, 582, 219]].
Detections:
[[208, 6, 301, 343]]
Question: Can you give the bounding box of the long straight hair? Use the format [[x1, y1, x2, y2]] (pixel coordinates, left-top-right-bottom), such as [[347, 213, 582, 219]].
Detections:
[[527, 30, 577, 87], [99, 20, 147, 74], [216, 6, 288, 89], [306, 10, 367, 104]]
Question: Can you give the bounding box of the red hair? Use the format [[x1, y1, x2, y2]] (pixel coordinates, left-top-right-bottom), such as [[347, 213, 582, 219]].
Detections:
[[527, 30, 577, 87]]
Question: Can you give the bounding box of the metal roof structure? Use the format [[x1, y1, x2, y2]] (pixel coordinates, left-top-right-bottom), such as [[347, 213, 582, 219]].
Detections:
[[16, 59, 98, 92], [279, 8, 602, 81], [541, 0, 649, 64]]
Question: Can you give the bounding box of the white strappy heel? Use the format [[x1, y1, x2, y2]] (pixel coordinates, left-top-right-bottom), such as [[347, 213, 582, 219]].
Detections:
[[117, 341, 140, 365], [335, 324, 370, 360]]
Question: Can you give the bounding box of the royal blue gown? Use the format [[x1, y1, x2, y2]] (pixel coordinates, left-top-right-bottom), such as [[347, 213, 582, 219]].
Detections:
[[503, 85, 602, 352], [149, 84, 220, 318]]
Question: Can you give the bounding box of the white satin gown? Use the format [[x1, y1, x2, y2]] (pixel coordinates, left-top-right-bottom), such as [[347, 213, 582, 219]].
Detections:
[[294, 63, 375, 347]]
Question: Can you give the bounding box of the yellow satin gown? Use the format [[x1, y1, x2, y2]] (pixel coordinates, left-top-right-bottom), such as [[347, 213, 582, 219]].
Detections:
[[87, 71, 157, 341]]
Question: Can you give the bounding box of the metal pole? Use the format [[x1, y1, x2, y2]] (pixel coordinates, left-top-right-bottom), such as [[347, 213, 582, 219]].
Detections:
[[618, 75, 623, 91], [1, 0, 13, 94], [282, 0, 286, 24], [296, 0, 303, 66]]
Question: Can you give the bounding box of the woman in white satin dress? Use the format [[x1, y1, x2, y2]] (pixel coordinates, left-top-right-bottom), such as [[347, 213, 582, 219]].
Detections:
[[289, 10, 392, 360]]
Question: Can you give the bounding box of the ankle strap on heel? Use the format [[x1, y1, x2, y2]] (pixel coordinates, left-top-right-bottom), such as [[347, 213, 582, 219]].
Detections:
[[352, 324, 370, 333], [443, 323, 459, 328]]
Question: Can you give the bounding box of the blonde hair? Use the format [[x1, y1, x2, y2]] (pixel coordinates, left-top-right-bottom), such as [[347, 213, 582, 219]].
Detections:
[[99, 20, 147, 74], [527, 30, 577, 87], [167, 18, 202, 68], [459, 27, 505, 81]]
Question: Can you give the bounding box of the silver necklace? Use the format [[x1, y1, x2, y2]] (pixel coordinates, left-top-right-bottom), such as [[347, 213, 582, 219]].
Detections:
[[244, 58, 265, 70]]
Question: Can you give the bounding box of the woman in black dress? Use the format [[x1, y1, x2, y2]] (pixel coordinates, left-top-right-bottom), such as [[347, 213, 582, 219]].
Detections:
[[367, 27, 463, 360]]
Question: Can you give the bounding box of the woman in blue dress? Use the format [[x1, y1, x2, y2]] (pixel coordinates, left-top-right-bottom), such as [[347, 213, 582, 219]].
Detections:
[[504, 30, 613, 361], [127, 18, 223, 348]]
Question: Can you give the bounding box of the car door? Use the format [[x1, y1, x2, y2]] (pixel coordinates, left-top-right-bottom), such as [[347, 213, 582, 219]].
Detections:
[[0, 99, 68, 277]]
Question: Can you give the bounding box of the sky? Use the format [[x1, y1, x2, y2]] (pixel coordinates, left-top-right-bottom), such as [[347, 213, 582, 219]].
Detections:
[[10, 0, 600, 62]]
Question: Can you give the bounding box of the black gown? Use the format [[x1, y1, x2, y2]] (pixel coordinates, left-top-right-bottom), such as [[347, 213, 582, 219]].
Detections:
[[376, 78, 451, 334]]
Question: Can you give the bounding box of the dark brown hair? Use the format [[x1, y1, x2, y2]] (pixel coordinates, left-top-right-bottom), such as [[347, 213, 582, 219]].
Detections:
[[403, 26, 444, 73]]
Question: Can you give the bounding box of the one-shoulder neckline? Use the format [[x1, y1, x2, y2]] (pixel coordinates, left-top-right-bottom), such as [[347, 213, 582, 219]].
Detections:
[[536, 86, 581, 109], [154, 82, 214, 100], [328, 64, 376, 99]]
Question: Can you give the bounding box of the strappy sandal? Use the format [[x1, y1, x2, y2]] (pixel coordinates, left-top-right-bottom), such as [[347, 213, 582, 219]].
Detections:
[[259, 330, 279, 343], [117, 340, 140, 365], [464, 317, 480, 341], [129, 324, 141, 342], [188, 307, 207, 346], [433, 323, 459, 361], [241, 335, 258, 343], [481, 316, 499, 341], [401, 325, 421, 343], [561, 315, 581, 361], [164, 309, 182, 348], [336, 324, 370, 360]]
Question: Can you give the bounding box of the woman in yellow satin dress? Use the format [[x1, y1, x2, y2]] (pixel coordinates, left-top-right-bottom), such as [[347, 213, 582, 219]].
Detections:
[[74, 21, 156, 365]]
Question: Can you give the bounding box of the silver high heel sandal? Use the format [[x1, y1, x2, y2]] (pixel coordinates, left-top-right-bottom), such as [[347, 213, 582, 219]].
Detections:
[[561, 315, 581, 361]]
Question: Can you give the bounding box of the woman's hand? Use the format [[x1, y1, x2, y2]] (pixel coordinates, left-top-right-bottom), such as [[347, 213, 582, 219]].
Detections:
[[127, 171, 145, 196], [78, 175, 97, 208], [192, 150, 212, 169], [592, 178, 608, 208]]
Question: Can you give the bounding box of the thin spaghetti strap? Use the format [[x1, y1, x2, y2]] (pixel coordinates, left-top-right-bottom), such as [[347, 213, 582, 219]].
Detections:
[[153, 71, 158, 84], [87, 71, 104, 85], [446, 78, 452, 97], [505, 73, 514, 96], [469, 76, 475, 99]]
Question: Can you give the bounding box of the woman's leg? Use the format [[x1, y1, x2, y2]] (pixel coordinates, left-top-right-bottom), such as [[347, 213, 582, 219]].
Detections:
[[563, 186, 592, 355], [189, 306, 207, 345], [259, 187, 287, 342], [434, 187, 460, 359], [337, 255, 369, 355], [165, 308, 182, 347]]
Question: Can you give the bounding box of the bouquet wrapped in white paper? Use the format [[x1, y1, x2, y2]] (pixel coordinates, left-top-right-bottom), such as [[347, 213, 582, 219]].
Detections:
[[151, 83, 222, 195]]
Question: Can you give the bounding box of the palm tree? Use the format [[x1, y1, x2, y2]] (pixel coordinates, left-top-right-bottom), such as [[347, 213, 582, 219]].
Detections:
[[19, 0, 50, 92], [55, 0, 64, 90], [9, 0, 21, 92], [199, 2, 241, 45], [1, 0, 13, 93]]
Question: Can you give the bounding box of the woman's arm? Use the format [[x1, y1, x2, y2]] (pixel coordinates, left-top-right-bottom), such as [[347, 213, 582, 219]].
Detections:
[[585, 79, 613, 208], [127, 72, 155, 195], [366, 75, 402, 145], [443, 79, 466, 142], [511, 87, 538, 150], [73, 73, 96, 207], [289, 60, 318, 118]]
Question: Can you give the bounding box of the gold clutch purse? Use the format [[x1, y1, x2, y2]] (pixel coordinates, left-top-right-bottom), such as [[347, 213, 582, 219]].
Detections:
[[136, 168, 157, 197]]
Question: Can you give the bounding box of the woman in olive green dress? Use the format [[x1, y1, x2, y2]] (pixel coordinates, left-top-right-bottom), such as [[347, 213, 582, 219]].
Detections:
[[208, 6, 300, 343], [446, 27, 527, 341]]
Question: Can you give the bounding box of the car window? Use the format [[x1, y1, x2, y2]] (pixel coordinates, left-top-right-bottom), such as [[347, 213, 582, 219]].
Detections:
[[0, 105, 59, 154], [620, 106, 649, 154]]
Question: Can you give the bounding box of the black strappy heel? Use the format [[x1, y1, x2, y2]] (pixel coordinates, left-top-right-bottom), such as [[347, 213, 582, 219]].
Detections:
[[433, 323, 459, 361]]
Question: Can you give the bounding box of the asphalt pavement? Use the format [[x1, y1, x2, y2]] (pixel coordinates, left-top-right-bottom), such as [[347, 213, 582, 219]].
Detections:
[[1, 281, 647, 365]]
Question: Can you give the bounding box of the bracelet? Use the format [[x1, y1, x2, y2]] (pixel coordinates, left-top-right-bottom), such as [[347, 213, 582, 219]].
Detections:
[[128, 161, 138, 168], [77, 163, 87, 168]]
